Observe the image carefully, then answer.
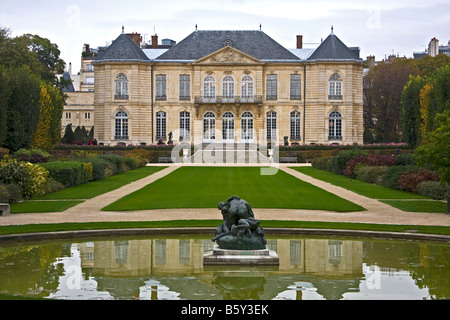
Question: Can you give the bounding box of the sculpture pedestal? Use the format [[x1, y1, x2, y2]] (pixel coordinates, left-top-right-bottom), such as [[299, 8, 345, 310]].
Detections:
[[203, 245, 279, 266]]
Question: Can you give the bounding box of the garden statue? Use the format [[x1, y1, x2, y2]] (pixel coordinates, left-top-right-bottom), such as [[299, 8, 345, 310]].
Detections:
[[212, 196, 267, 250]]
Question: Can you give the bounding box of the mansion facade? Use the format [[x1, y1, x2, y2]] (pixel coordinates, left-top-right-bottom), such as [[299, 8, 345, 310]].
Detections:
[[78, 29, 364, 146]]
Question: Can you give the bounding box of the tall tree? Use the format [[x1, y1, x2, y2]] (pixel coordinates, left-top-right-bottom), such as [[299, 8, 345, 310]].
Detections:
[[364, 58, 419, 143]]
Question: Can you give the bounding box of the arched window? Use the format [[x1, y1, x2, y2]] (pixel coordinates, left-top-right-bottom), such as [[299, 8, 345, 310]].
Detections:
[[222, 112, 235, 142], [329, 73, 343, 100], [180, 111, 190, 141], [115, 111, 129, 140], [203, 112, 216, 142], [115, 74, 129, 99], [267, 111, 277, 141], [290, 111, 301, 140], [203, 76, 216, 101], [156, 111, 167, 141], [241, 112, 254, 141], [328, 111, 342, 140], [241, 76, 254, 102], [222, 76, 235, 100]]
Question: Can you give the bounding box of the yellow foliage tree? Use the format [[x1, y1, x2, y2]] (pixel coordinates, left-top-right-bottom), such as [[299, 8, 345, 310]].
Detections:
[[419, 83, 433, 138]]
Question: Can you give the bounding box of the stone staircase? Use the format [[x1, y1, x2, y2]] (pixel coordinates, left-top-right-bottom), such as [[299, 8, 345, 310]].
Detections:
[[181, 143, 274, 164]]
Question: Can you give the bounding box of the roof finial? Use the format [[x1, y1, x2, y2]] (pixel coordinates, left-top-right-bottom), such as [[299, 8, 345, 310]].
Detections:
[[331, 25, 334, 34], [260, 23, 262, 31], [122, 25, 124, 34], [195, 24, 198, 31]]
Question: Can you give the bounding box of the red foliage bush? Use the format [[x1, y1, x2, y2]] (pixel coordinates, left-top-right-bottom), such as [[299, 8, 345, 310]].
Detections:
[[344, 154, 397, 178], [397, 168, 440, 193]]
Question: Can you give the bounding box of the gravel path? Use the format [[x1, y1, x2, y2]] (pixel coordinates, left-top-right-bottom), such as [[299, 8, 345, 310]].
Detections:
[[1, 164, 449, 227]]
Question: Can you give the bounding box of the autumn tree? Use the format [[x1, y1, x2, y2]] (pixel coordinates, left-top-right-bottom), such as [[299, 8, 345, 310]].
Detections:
[[31, 84, 64, 150], [364, 58, 419, 143]]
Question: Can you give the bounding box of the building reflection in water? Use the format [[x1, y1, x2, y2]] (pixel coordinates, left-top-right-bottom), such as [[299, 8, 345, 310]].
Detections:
[[76, 237, 364, 300]]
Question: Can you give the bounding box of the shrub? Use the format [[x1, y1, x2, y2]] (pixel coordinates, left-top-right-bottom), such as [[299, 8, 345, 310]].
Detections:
[[416, 181, 449, 200], [395, 153, 415, 166], [123, 157, 138, 171], [0, 183, 22, 204], [39, 161, 87, 188], [311, 156, 334, 172], [84, 157, 109, 181], [97, 154, 125, 174], [382, 165, 418, 190], [124, 148, 151, 167], [332, 148, 368, 175], [344, 154, 396, 178], [14, 148, 50, 163], [355, 165, 389, 184], [397, 168, 440, 193], [0, 157, 49, 199]]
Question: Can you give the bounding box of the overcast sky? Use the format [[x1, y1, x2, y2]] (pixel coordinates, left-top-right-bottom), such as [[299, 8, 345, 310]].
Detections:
[[1, 0, 449, 72]]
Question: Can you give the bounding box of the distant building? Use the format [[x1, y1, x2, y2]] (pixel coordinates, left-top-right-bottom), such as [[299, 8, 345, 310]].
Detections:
[[90, 28, 364, 146], [413, 37, 450, 59]]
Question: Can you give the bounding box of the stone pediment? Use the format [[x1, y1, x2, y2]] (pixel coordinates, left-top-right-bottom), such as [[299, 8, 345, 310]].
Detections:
[[194, 46, 264, 65]]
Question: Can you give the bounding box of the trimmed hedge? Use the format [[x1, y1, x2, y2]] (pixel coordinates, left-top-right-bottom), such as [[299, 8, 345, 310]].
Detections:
[[39, 161, 89, 188]]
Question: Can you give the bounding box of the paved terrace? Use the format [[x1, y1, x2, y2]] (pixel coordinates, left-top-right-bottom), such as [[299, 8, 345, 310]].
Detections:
[[0, 163, 449, 227]]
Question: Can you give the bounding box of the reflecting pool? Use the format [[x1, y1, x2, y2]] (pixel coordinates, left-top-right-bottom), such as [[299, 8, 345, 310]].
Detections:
[[0, 235, 449, 300]]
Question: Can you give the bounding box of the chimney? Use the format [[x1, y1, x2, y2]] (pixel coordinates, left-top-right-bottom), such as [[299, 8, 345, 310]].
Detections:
[[297, 35, 303, 49], [367, 56, 375, 69], [152, 34, 158, 49], [84, 44, 90, 53], [126, 32, 142, 47]]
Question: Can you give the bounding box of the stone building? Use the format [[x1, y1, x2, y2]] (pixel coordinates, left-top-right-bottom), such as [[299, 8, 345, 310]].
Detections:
[[91, 28, 364, 146]]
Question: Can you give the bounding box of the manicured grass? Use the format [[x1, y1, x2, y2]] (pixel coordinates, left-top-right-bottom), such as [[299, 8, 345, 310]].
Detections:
[[0, 220, 449, 236], [35, 166, 167, 200], [292, 166, 428, 199], [381, 200, 447, 213], [102, 166, 365, 212], [10, 200, 84, 213]]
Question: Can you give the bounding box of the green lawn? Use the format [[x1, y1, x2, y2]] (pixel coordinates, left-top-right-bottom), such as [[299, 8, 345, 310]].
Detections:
[[35, 166, 167, 200], [10, 166, 167, 213], [10, 200, 84, 214], [293, 167, 447, 213], [292, 166, 427, 199], [102, 166, 365, 212]]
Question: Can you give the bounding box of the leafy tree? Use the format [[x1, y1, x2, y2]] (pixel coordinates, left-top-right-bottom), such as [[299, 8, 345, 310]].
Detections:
[[62, 124, 75, 144], [31, 84, 64, 150], [364, 58, 419, 143], [401, 75, 427, 147]]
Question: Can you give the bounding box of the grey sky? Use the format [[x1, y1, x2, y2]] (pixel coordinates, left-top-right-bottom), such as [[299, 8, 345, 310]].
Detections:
[[1, 0, 449, 72]]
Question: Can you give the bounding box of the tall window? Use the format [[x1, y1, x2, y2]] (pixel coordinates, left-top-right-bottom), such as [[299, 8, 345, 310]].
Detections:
[[241, 112, 254, 141], [203, 76, 216, 101], [222, 112, 235, 142], [266, 74, 277, 100], [115, 74, 128, 99], [290, 74, 302, 100], [328, 111, 342, 140], [267, 111, 277, 140], [156, 111, 167, 140], [290, 111, 301, 140], [203, 112, 216, 142], [329, 73, 343, 100], [115, 111, 129, 140], [180, 111, 190, 141], [222, 76, 235, 100], [156, 75, 167, 100], [241, 76, 254, 102], [179, 75, 190, 100]]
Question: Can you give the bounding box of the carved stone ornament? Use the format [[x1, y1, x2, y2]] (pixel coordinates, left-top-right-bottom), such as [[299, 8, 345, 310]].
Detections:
[[210, 48, 245, 63]]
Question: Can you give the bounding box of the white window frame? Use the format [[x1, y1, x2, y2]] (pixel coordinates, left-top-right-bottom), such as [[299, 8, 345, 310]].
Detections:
[[203, 112, 216, 142], [203, 76, 216, 102], [156, 111, 167, 141], [115, 111, 129, 140], [180, 111, 190, 141], [267, 111, 277, 141], [222, 112, 235, 143], [328, 111, 343, 140], [290, 111, 301, 140], [241, 76, 254, 102], [329, 73, 343, 100], [241, 111, 254, 142], [115, 74, 129, 99], [222, 76, 235, 101]]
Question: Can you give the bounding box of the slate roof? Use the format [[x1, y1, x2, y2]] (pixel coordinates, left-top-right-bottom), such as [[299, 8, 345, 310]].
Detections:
[[60, 72, 75, 92], [94, 33, 150, 63], [155, 30, 301, 62], [307, 33, 362, 62]]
